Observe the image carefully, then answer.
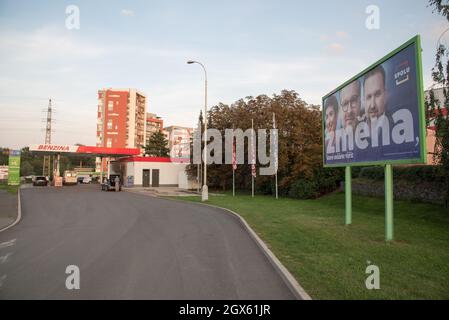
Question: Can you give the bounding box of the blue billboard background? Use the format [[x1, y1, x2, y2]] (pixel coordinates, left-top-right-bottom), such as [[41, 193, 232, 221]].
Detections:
[[323, 42, 423, 166]]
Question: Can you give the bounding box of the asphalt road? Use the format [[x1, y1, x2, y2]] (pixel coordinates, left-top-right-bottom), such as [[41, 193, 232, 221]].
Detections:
[[0, 184, 295, 299]]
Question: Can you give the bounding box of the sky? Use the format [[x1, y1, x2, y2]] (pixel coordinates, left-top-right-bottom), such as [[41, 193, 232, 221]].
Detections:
[[0, 0, 447, 149]]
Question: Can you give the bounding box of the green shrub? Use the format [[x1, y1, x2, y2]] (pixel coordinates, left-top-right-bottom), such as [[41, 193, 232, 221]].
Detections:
[[287, 167, 343, 199], [359, 167, 384, 180], [359, 165, 444, 183], [288, 179, 319, 199]]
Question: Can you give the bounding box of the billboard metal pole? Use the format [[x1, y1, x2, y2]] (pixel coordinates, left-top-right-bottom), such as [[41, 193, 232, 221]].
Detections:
[[385, 164, 394, 241], [345, 166, 352, 225]]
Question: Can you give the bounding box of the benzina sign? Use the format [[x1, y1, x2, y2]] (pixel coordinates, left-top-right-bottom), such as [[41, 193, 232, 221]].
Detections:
[[30, 144, 78, 153], [37, 145, 70, 152], [322, 35, 426, 167]]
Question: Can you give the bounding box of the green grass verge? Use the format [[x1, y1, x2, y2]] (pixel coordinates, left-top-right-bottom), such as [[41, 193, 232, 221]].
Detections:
[[0, 184, 19, 194], [170, 192, 449, 300]]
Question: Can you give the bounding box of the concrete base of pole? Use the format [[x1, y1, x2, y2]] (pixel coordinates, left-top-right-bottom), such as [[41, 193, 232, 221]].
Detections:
[[202, 185, 209, 201]]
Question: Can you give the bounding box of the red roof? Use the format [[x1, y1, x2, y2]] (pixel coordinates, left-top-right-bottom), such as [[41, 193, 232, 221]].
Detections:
[[120, 156, 190, 163], [76, 146, 140, 156]]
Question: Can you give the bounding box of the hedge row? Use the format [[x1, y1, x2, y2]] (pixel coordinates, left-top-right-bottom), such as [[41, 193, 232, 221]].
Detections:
[[358, 165, 445, 183], [288, 168, 343, 199]]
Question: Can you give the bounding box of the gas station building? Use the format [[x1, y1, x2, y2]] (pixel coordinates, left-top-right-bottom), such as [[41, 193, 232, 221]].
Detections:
[[28, 144, 196, 189]]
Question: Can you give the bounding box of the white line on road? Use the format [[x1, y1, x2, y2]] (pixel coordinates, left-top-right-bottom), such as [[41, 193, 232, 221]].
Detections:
[[0, 274, 6, 288], [0, 252, 12, 264], [0, 239, 16, 250]]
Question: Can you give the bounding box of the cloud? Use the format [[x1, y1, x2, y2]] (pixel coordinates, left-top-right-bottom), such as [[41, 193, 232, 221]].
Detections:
[[121, 9, 135, 17], [0, 26, 105, 64], [320, 31, 349, 54], [327, 43, 345, 54], [336, 31, 349, 39]]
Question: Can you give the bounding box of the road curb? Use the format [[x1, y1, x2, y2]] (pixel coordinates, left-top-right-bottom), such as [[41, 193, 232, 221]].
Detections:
[[0, 188, 22, 233], [129, 190, 312, 300], [197, 202, 312, 301]]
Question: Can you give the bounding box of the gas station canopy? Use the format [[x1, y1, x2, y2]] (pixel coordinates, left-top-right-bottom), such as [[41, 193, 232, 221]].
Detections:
[[29, 144, 140, 157]]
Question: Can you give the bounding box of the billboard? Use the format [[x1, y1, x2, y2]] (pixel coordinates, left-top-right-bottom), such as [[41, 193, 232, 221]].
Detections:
[[0, 165, 8, 180], [7, 150, 21, 186], [322, 36, 426, 167]]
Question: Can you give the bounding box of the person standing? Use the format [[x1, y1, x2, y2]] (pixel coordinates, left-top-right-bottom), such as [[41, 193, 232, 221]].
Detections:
[[114, 176, 120, 192]]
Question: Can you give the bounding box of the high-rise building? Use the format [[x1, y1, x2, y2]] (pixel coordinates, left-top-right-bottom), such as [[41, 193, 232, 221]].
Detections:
[[96, 88, 147, 172], [145, 112, 164, 145], [164, 125, 193, 159]]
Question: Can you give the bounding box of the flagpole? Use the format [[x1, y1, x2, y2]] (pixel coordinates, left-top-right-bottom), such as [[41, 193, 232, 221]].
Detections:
[[233, 169, 235, 197], [273, 113, 278, 199], [232, 128, 236, 197], [251, 119, 254, 198]]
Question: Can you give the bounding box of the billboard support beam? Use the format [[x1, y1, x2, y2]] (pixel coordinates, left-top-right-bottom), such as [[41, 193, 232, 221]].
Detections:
[[345, 166, 352, 225], [385, 164, 394, 241]]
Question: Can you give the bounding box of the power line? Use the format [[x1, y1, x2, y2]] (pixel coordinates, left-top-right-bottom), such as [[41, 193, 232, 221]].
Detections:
[[42, 99, 53, 176]]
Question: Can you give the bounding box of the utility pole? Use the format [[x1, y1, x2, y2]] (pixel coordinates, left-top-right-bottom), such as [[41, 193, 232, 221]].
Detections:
[[42, 98, 52, 177]]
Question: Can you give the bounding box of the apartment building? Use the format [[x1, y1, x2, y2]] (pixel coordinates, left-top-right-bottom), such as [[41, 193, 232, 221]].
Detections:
[[96, 88, 147, 172], [145, 112, 164, 145], [164, 125, 193, 160]]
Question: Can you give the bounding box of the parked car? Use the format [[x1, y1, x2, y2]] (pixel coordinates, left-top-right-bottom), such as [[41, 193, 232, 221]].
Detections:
[[63, 170, 77, 185], [77, 177, 84, 184], [33, 176, 48, 186], [82, 176, 92, 184]]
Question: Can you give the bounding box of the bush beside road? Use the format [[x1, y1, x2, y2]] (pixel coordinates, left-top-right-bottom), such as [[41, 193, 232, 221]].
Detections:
[[172, 192, 449, 300]]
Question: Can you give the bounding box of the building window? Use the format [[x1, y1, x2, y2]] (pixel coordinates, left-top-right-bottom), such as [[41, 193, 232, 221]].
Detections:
[[107, 138, 112, 148], [107, 119, 113, 130], [108, 101, 113, 112]]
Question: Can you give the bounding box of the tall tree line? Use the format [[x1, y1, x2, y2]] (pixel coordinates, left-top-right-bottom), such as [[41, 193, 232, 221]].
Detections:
[[186, 90, 343, 198]]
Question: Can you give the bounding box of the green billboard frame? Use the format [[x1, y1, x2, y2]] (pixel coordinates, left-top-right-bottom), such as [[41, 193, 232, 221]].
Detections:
[[321, 35, 427, 168]]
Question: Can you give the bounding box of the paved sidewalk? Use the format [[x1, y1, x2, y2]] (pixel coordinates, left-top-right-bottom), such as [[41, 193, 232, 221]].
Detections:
[[0, 190, 17, 230], [124, 186, 200, 197], [124, 186, 227, 197]]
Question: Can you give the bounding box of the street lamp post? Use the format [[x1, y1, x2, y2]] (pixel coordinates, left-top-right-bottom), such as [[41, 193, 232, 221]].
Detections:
[[188, 60, 208, 201]]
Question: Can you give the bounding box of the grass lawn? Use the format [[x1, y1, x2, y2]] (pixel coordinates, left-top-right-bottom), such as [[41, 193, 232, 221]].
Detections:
[[172, 192, 449, 300], [0, 184, 19, 194]]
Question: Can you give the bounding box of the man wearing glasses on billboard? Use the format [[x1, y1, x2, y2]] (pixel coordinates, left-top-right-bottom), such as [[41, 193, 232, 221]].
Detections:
[[340, 80, 362, 133]]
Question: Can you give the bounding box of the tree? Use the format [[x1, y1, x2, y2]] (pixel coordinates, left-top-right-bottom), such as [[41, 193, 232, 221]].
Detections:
[[144, 131, 170, 157], [0, 147, 9, 165], [185, 90, 343, 197], [20, 147, 43, 176], [20, 161, 33, 176], [427, 0, 449, 205]]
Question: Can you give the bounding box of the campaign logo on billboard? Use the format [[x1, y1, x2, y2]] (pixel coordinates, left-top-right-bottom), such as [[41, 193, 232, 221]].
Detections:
[[394, 60, 411, 86], [322, 36, 425, 167]]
